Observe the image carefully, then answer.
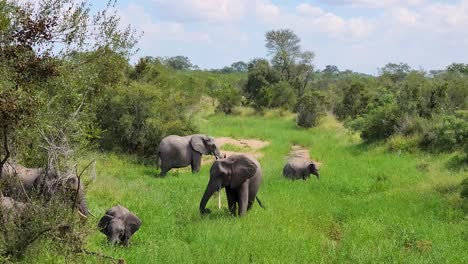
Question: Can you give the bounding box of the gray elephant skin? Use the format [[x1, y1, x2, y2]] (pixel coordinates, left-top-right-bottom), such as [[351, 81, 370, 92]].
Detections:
[[200, 154, 263, 217], [1, 196, 26, 222], [98, 205, 142, 246], [283, 158, 319, 180], [156, 134, 222, 176], [0, 162, 91, 217]]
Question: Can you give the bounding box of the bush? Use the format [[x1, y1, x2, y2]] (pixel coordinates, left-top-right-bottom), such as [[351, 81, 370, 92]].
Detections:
[[97, 83, 198, 156], [296, 90, 327, 128], [420, 114, 468, 152], [213, 85, 242, 114], [360, 104, 402, 142]]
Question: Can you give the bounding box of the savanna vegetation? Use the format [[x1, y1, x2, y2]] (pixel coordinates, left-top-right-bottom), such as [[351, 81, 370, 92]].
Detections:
[[0, 0, 467, 263]]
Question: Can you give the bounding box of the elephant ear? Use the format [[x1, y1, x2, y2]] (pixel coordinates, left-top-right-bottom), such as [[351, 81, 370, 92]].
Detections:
[[230, 155, 257, 188], [125, 213, 142, 239], [98, 214, 113, 234], [190, 135, 210, 155]]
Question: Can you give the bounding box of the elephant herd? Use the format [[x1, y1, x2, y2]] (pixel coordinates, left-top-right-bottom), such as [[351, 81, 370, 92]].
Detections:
[[1, 133, 320, 247]]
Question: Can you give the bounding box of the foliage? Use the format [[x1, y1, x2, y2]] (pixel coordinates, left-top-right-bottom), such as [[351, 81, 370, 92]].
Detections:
[[296, 90, 327, 128], [420, 114, 468, 153], [360, 104, 402, 142], [97, 81, 198, 156], [335, 80, 372, 120]]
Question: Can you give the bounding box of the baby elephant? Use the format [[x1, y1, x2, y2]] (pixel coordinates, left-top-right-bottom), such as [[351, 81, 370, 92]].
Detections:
[[283, 158, 319, 180], [98, 205, 142, 246]]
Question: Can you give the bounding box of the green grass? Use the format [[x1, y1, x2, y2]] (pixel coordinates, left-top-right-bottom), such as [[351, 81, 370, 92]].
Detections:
[[33, 114, 468, 263]]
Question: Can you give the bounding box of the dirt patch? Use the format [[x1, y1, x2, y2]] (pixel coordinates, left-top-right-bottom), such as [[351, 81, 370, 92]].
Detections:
[[287, 145, 321, 167], [202, 137, 270, 165], [215, 137, 269, 150]]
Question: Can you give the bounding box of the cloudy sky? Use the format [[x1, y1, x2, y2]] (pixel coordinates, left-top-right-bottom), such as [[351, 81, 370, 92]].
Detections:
[[102, 0, 467, 74]]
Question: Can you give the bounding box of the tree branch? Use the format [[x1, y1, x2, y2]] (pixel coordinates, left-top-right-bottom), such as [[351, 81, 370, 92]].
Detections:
[[0, 127, 11, 179]]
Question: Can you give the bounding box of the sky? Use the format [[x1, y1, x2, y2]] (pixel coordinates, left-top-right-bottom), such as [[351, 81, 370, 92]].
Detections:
[[97, 0, 467, 74]]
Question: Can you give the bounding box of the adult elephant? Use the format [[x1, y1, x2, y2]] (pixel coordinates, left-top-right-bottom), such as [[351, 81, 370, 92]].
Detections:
[[283, 158, 319, 181], [156, 134, 222, 177], [1, 162, 92, 217], [199, 154, 263, 217]]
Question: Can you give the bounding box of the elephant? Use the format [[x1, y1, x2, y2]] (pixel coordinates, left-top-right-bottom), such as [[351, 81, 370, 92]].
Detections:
[[1, 196, 26, 222], [0, 162, 92, 217], [199, 154, 263, 217], [98, 205, 142, 246], [156, 134, 222, 177], [283, 158, 319, 181]]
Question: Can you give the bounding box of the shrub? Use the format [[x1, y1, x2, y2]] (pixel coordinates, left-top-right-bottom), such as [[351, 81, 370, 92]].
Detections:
[[296, 90, 327, 128], [420, 114, 468, 152], [97, 83, 198, 156], [213, 85, 242, 114], [360, 104, 402, 142]]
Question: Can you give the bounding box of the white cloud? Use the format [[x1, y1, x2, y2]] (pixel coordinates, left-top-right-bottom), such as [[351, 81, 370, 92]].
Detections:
[[321, 0, 426, 8], [152, 0, 247, 23], [254, 0, 281, 23]]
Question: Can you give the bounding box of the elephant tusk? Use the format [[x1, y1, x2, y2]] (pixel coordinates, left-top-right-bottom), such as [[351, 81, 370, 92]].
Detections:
[[218, 190, 221, 210], [78, 210, 88, 218]]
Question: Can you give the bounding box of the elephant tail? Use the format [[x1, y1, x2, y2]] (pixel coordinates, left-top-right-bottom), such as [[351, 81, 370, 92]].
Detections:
[[256, 196, 265, 209], [155, 150, 160, 170]]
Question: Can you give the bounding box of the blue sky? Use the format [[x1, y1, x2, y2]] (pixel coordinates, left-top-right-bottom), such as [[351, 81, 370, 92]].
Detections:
[[104, 0, 467, 74]]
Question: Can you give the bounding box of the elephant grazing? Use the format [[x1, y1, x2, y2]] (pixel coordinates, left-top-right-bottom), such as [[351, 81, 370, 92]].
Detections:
[[200, 154, 263, 217], [283, 158, 319, 181], [156, 134, 222, 177], [98, 205, 142, 246], [0, 162, 92, 217]]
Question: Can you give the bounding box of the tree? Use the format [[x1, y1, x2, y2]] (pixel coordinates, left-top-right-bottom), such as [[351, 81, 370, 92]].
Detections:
[[161, 56, 193, 70], [378, 63, 411, 84], [264, 29, 314, 98], [0, 0, 137, 260], [244, 58, 281, 108], [297, 90, 327, 128], [231, 61, 248, 72]]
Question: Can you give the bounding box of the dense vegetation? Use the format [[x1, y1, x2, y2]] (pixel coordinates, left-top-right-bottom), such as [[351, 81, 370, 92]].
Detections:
[[0, 0, 466, 262]]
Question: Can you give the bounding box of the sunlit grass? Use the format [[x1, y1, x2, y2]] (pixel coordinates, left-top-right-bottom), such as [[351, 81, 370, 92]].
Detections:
[[29, 113, 468, 263]]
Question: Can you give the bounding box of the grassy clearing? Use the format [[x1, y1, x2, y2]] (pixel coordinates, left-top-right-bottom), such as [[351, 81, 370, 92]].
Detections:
[[30, 114, 467, 263]]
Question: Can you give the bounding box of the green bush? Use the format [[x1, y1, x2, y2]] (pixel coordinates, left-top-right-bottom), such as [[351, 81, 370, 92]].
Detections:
[[296, 90, 327, 128], [360, 104, 402, 142], [213, 85, 242, 114], [420, 114, 468, 152], [97, 83, 197, 156]]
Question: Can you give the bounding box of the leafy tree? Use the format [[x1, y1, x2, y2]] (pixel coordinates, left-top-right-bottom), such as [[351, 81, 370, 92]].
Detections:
[[297, 90, 327, 128], [336, 80, 371, 120], [161, 55, 193, 70], [265, 29, 314, 91], [244, 58, 281, 108], [231, 61, 248, 72]]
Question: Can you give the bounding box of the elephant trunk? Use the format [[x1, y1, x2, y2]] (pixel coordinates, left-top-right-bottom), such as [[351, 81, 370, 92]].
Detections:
[[213, 148, 222, 160], [199, 179, 221, 214], [78, 197, 91, 217]]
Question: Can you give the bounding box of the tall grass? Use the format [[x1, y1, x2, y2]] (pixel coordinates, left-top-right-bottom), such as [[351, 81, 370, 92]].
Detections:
[[28, 114, 467, 263]]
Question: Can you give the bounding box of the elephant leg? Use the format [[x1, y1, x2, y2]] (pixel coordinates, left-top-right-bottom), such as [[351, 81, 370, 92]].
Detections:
[[191, 152, 202, 173], [159, 165, 170, 177], [237, 182, 249, 217], [225, 186, 237, 215]]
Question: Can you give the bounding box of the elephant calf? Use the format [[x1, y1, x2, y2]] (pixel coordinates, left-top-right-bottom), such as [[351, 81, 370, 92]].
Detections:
[[156, 134, 222, 177], [98, 205, 142, 246], [200, 154, 263, 217], [283, 158, 319, 181]]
